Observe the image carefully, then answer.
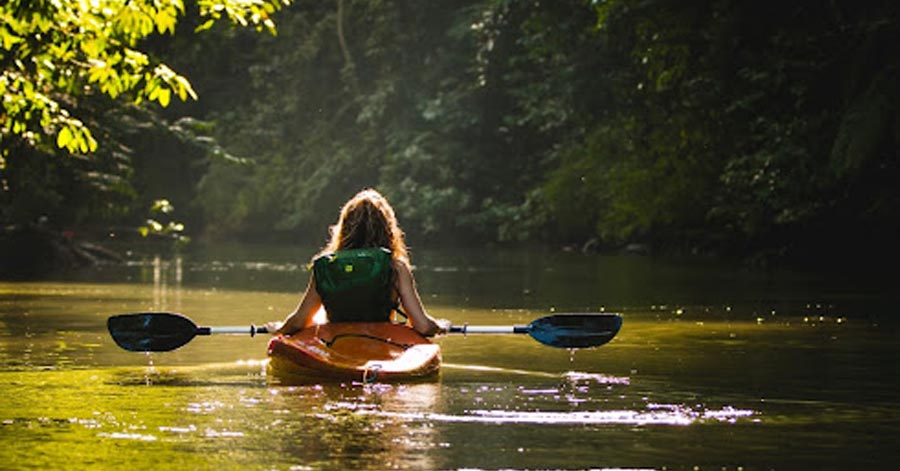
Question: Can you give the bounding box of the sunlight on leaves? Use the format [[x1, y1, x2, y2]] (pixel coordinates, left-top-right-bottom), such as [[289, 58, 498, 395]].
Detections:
[[139, 200, 190, 244], [1, 0, 291, 158]]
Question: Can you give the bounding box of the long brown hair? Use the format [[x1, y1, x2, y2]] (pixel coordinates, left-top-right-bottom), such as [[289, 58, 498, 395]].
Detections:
[[319, 189, 410, 265]]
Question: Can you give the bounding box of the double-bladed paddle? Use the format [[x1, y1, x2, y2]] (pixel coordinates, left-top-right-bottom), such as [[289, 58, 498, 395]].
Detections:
[[107, 312, 622, 352]]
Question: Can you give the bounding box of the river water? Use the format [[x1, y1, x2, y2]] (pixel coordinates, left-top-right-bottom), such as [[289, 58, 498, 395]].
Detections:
[[0, 243, 896, 470]]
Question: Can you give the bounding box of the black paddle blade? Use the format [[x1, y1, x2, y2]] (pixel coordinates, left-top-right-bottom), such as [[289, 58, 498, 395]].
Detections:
[[107, 312, 199, 352], [528, 313, 623, 349]]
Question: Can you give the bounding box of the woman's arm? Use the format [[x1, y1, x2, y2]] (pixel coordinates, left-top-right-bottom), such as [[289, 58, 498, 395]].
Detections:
[[266, 274, 322, 335], [395, 260, 446, 336]]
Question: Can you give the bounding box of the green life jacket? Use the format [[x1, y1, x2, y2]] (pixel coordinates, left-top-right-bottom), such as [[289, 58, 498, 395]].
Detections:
[[312, 247, 395, 322]]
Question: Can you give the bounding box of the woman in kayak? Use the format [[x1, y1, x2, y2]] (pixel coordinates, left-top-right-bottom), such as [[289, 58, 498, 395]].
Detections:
[[266, 189, 447, 337]]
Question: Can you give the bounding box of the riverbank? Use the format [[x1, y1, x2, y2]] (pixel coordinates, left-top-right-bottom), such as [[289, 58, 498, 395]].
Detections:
[[0, 224, 124, 278]]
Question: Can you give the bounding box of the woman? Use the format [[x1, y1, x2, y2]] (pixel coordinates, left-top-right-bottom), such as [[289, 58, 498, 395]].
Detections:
[[266, 189, 446, 337]]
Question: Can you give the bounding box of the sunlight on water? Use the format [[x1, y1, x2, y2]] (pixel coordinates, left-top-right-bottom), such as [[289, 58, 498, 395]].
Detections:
[[443, 362, 567, 378], [564, 371, 630, 385], [97, 432, 159, 441], [363, 404, 755, 426]]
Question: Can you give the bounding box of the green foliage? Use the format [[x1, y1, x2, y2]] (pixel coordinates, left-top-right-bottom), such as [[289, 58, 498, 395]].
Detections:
[[188, 0, 613, 242], [6, 0, 898, 263], [189, 0, 488, 240], [534, 0, 900, 257], [196, 0, 284, 33], [0, 0, 291, 241], [1, 0, 289, 162], [180, 0, 899, 260], [138, 198, 189, 244]]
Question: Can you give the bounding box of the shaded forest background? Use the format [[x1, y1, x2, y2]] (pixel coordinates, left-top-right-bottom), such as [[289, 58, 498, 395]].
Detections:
[[3, 0, 899, 266]]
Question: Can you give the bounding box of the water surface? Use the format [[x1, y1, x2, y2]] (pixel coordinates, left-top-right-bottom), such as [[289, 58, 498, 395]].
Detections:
[[0, 244, 897, 469]]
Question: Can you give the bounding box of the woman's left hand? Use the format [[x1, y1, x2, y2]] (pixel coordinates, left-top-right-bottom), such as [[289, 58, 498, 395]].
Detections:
[[263, 321, 284, 335]]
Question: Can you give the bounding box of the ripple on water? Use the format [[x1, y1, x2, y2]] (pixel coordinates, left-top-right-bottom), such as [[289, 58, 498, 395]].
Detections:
[[97, 432, 158, 441], [359, 403, 755, 426]]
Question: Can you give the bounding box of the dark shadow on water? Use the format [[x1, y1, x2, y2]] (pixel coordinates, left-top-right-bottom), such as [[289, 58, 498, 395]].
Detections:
[[107, 365, 268, 388]]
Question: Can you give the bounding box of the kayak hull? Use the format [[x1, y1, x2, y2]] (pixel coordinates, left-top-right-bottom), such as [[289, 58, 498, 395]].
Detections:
[[266, 322, 441, 382]]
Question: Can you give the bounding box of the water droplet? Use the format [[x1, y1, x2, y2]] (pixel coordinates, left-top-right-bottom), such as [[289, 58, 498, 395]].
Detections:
[[144, 352, 156, 385]]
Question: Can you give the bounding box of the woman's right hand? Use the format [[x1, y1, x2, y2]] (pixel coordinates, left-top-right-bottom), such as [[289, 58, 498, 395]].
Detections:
[[432, 318, 451, 336]]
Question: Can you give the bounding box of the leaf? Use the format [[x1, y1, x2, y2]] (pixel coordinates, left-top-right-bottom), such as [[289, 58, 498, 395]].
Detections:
[[85, 130, 98, 152], [158, 87, 171, 107], [56, 126, 73, 149], [151, 199, 174, 214], [195, 19, 216, 32], [77, 133, 89, 153], [175, 75, 197, 100]]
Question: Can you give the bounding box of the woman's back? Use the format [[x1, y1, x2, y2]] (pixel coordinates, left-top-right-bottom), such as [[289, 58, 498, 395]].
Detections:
[[312, 248, 395, 322]]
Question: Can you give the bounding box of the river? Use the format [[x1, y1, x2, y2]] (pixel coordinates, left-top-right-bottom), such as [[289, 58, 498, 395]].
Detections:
[[0, 243, 897, 470]]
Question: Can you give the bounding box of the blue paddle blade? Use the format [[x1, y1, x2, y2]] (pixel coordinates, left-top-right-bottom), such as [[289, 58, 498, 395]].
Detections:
[[107, 312, 199, 352], [527, 314, 623, 349]]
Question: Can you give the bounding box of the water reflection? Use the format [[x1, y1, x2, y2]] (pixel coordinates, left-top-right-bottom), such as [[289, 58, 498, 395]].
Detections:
[[262, 381, 442, 469], [149, 255, 182, 311], [92, 242, 897, 321], [36, 358, 758, 467]]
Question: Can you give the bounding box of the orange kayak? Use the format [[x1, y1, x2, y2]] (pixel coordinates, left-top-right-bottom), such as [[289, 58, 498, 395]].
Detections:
[[266, 322, 441, 382]]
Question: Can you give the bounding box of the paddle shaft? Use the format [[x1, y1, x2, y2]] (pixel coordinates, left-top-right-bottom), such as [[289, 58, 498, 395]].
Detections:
[[203, 325, 269, 336], [449, 325, 529, 334], [212, 325, 534, 336], [172, 324, 525, 336]]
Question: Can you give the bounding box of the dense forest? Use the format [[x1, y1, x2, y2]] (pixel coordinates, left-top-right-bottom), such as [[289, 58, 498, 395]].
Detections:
[[2, 0, 899, 268]]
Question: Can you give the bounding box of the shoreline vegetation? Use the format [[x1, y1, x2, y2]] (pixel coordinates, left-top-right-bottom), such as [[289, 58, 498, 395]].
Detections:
[[2, 2, 898, 275], [1, 221, 894, 280]]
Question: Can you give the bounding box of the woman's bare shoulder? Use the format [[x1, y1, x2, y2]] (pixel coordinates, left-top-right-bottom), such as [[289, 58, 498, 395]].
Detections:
[[392, 257, 412, 271], [392, 258, 415, 283]]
